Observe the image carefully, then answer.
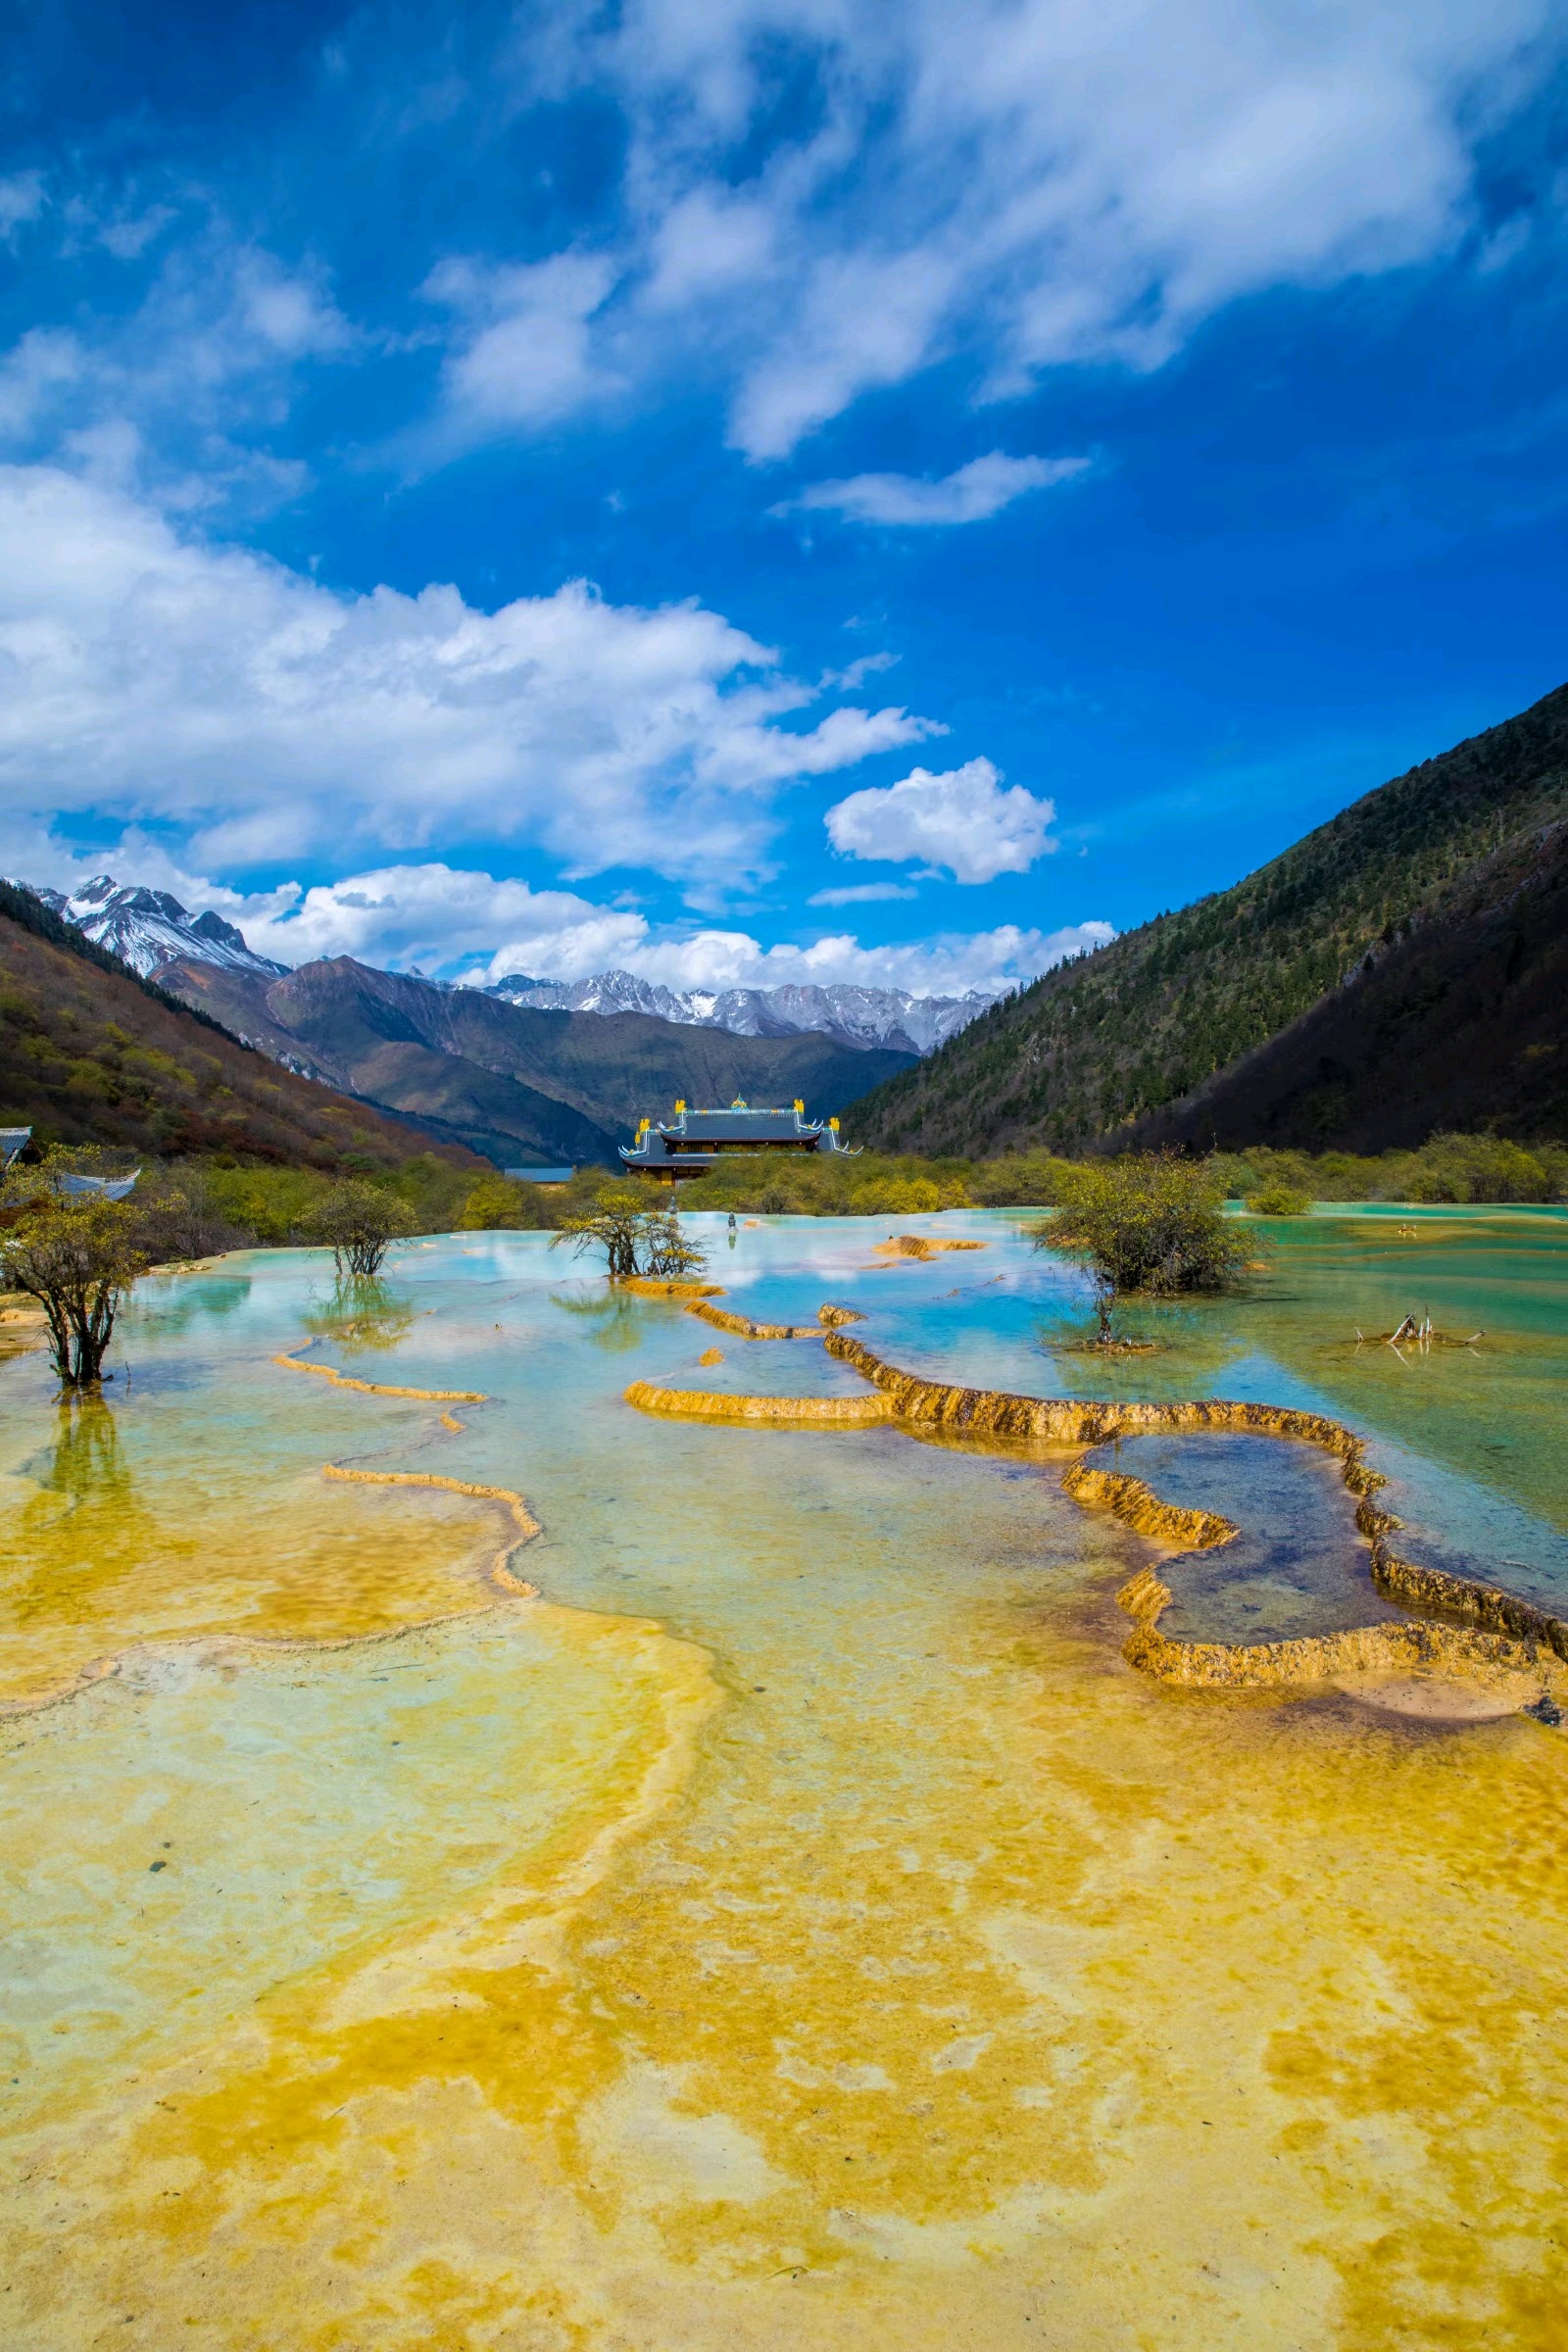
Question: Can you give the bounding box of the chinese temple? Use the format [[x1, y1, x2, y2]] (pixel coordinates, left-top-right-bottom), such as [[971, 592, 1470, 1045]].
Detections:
[[619, 1099, 858, 1184]]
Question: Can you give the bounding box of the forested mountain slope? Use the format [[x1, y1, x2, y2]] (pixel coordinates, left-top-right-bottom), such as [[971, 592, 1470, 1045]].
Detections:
[[0, 885, 475, 1168], [853, 681, 1568, 1155], [168, 956, 916, 1166], [1128, 815, 1568, 1152]]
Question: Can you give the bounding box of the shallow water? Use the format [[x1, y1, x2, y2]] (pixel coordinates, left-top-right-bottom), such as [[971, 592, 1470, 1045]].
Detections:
[[1080, 1430, 1409, 1644], [2, 1210, 1566, 2348]]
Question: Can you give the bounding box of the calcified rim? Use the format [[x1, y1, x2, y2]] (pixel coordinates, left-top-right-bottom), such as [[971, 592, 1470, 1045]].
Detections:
[[686, 1300, 823, 1341], [275, 1348, 488, 1403], [624, 1331, 1568, 1698]]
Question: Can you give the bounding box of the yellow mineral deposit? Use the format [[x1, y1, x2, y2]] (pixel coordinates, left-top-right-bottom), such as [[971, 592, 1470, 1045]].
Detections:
[[3, 1226, 1567, 2350], [0, 1394, 522, 1715], [623, 1376, 895, 1425], [868, 1234, 989, 1262], [685, 1299, 822, 1339], [630, 1333, 1568, 1703]]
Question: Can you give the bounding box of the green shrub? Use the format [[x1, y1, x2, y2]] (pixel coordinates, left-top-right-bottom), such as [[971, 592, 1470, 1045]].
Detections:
[[1042, 1152, 1252, 1312], [1245, 1183, 1310, 1216]]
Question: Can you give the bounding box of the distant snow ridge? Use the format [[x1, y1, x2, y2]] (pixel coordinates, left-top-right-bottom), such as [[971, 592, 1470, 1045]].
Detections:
[[485, 969, 997, 1054], [28, 875, 286, 980]]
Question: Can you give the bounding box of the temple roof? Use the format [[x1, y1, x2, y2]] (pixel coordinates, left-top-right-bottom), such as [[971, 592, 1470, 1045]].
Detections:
[[665, 1105, 821, 1139], [619, 1100, 856, 1170]]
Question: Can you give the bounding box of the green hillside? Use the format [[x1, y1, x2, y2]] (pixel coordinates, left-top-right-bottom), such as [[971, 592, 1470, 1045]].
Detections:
[[854, 681, 1568, 1155]]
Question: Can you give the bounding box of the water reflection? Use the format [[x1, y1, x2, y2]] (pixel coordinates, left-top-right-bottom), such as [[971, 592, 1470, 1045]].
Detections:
[[301, 1277, 416, 1354], [9, 1396, 181, 1634], [133, 1272, 253, 1339], [549, 1285, 645, 1351]]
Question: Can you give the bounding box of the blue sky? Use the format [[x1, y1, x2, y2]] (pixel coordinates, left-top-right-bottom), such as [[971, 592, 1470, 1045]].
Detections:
[[2, 0, 1566, 998]]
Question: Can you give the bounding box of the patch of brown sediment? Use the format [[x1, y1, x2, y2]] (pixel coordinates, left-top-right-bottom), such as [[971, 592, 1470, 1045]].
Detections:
[[686, 1299, 822, 1340], [1334, 1669, 1545, 1720], [319, 1465, 540, 1596], [820, 1333, 1568, 1700], [617, 1275, 725, 1299], [274, 1350, 487, 1403], [622, 1378, 894, 1426]]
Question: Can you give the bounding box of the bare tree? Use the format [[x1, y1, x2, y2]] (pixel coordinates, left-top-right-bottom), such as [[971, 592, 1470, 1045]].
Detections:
[[551, 1187, 707, 1283]]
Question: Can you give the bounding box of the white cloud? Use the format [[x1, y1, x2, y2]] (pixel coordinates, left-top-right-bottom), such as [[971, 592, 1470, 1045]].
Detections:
[[439, 0, 1560, 458], [808, 880, 919, 906], [0, 464, 938, 892], [0, 236, 353, 514], [0, 172, 46, 244], [789, 452, 1088, 526], [825, 757, 1056, 884], [11, 830, 1113, 1000], [597, 919, 1111, 999], [422, 252, 616, 435], [237, 863, 650, 977], [0, 329, 82, 439]]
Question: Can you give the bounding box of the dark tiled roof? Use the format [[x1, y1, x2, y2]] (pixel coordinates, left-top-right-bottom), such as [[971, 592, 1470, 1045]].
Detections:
[[671, 1107, 817, 1138]]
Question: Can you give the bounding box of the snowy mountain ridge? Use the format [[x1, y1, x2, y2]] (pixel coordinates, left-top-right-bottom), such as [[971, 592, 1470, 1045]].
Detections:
[[28, 875, 286, 980], [17, 872, 998, 1056], [485, 970, 998, 1054]]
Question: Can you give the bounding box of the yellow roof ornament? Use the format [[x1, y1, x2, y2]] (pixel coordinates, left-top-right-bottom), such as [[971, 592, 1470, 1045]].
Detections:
[[829, 1116, 840, 1130], [793, 1098, 804, 1114], [674, 1099, 686, 1114]]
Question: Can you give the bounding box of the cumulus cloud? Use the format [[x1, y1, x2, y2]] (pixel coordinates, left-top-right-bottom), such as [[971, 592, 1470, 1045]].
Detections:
[[0, 464, 938, 890], [232, 863, 649, 977], [788, 452, 1088, 525], [422, 252, 616, 436], [476, 916, 1111, 999], [19, 842, 1109, 1000], [589, 919, 1112, 999], [825, 758, 1056, 884], [460, 0, 1560, 458]]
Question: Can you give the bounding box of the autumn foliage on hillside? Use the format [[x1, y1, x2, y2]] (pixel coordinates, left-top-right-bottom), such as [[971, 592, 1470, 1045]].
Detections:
[[0, 893, 475, 1171]]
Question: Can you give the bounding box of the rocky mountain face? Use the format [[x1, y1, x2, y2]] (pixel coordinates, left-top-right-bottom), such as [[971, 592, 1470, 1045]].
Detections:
[[164, 956, 917, 1168], [30, 875, 286, 979], [28, 874, 984, 1061], [487, 970, 996, 1054], [850, 678, 1568, 1156]]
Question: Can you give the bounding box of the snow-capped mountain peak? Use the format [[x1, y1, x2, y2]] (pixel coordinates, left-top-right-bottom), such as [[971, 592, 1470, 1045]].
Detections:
[[483, 969, 999, 1054], [27, 875, 285, 980]]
